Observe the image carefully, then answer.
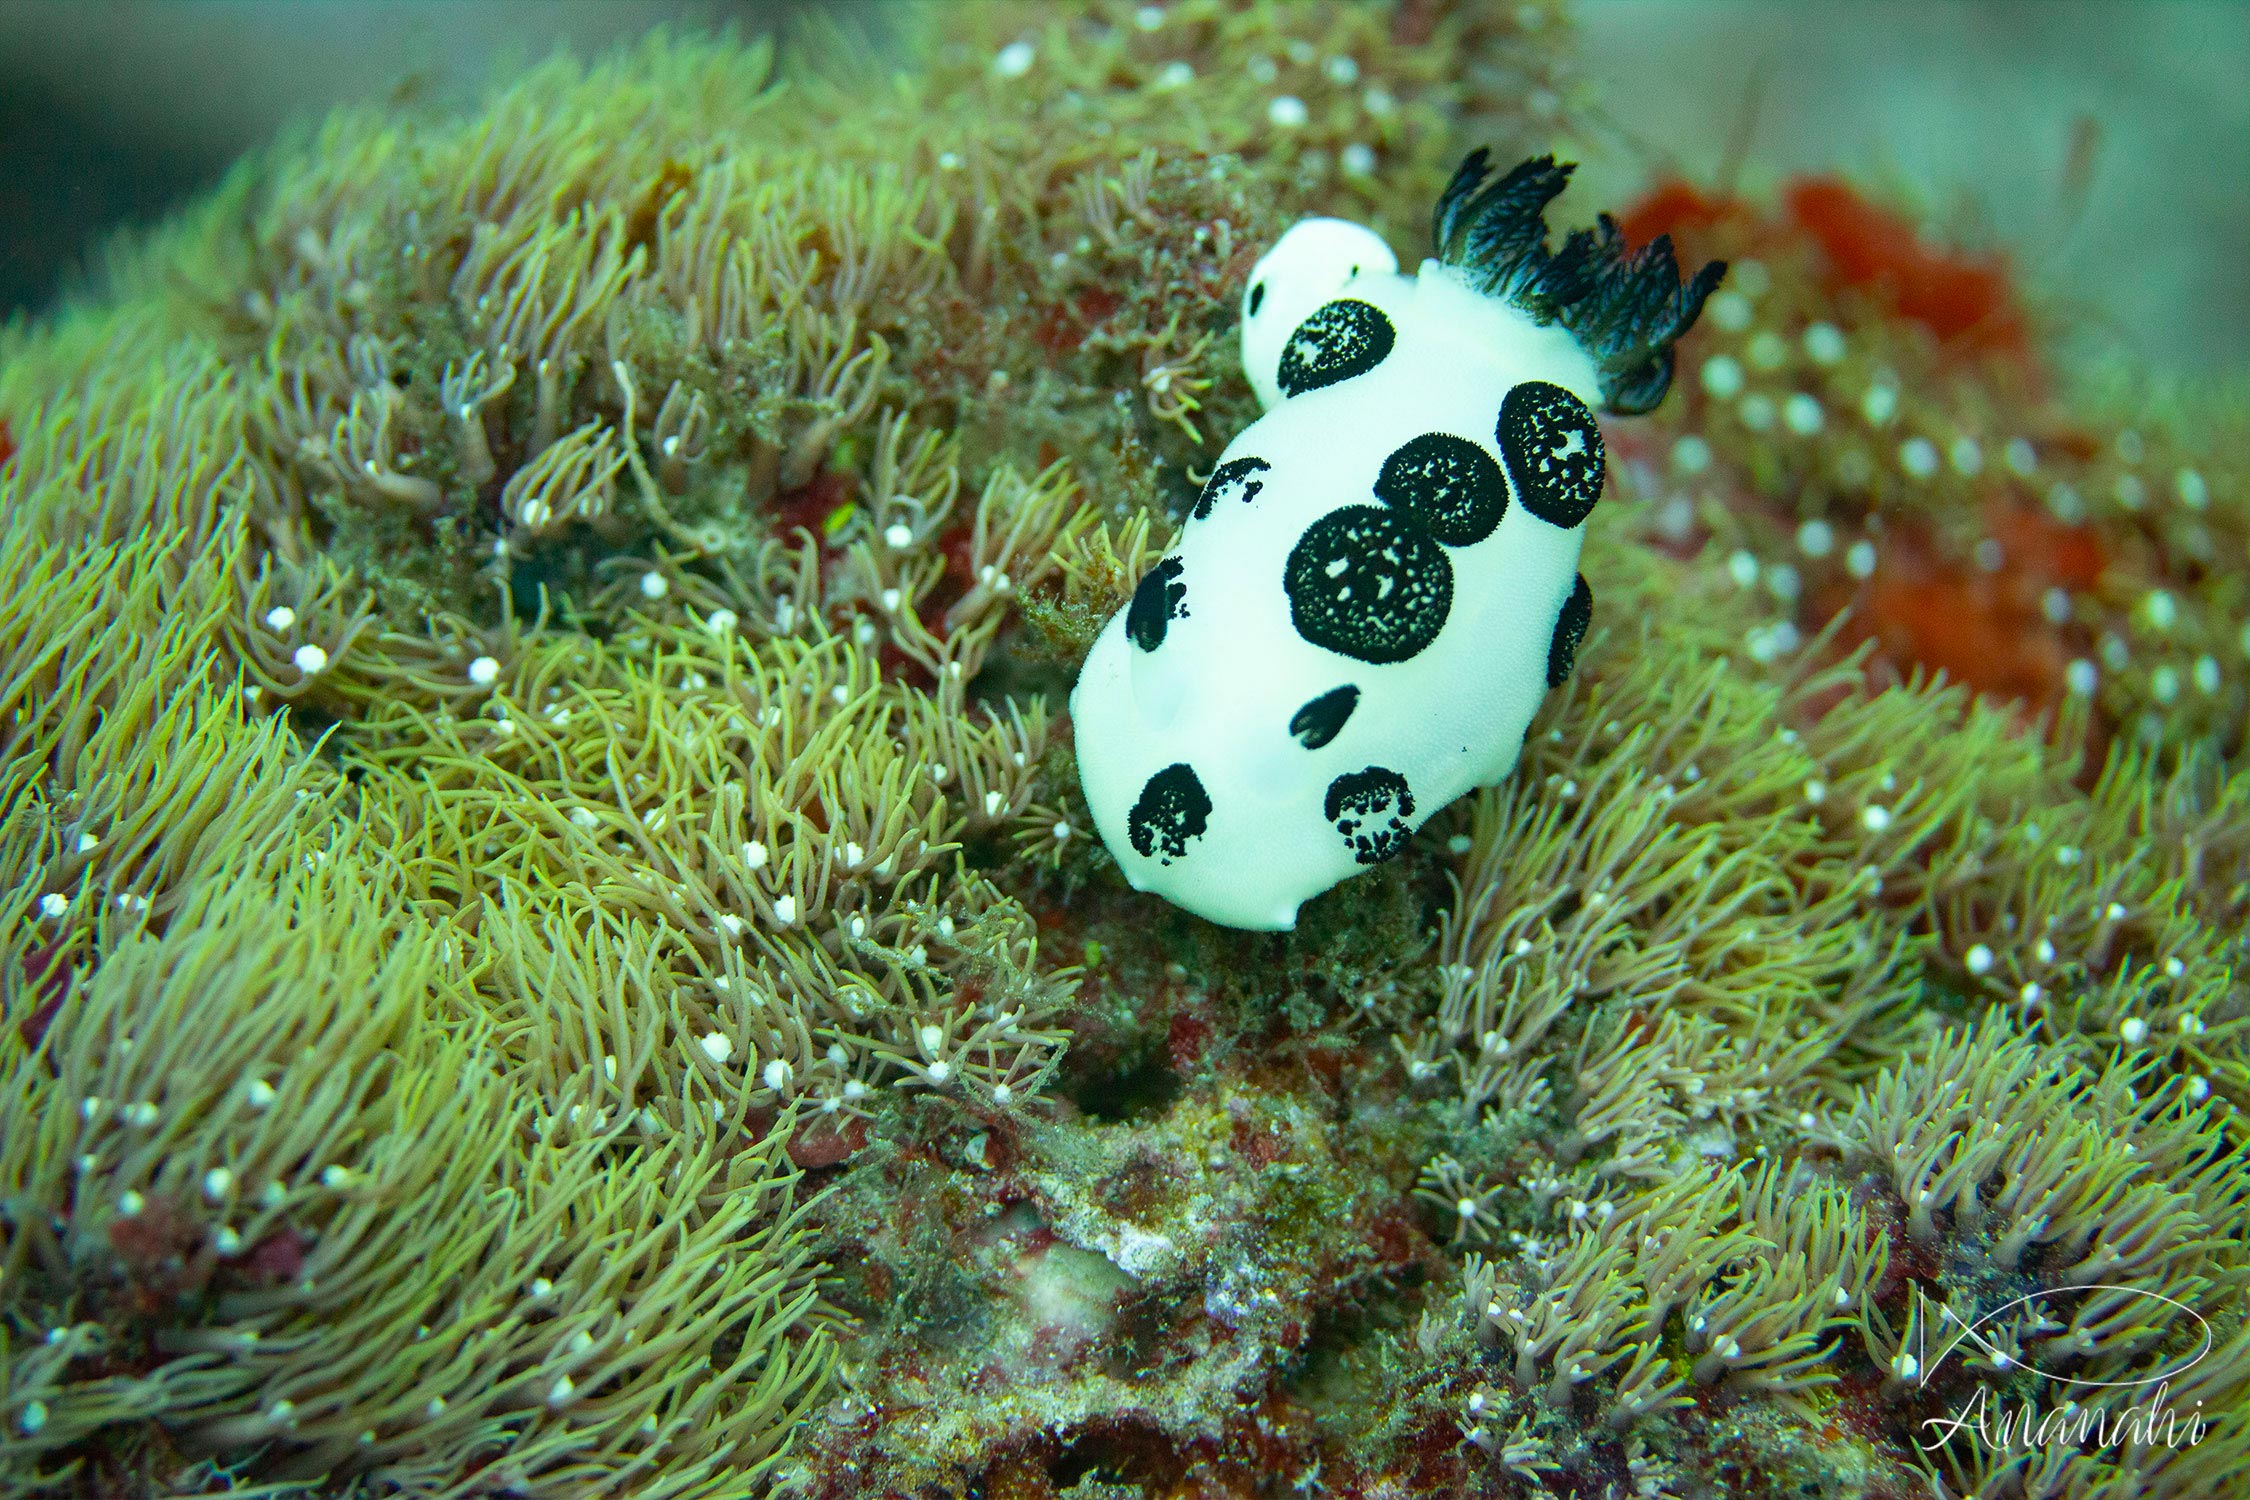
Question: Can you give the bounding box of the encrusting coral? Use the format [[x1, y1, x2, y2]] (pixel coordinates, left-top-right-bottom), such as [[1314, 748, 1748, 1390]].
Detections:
[[1, 2, 2244, 1497]]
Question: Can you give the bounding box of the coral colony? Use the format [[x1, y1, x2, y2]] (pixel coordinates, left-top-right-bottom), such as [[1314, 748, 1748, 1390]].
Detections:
[[0, 3, 2242, 1498]]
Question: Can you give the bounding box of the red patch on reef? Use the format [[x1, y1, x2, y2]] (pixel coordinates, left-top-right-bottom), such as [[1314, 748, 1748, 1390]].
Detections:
[[0, 417, 15, 468], [1363, 1206, 1428, 1270], [107, 1198, 204, 1273], [16, 940, 74, 1049], [1390, 0, 1443, 46], [771, 467, 856, 547], [1031, 287, 1124, 360], [1618, 179, 1748, 265], [237, 1226, 310, 1284], [1230, 1116, 1286, 1167], [1863, 554, 2063, 708], [939, 522, 977, 592], [1625, 173, 2031, 364], [1991, 499, 2105, 592], [15, 991, 64, 1051], [888, 519, 982, 647], [1783, 177, 2029, 360], [998, 1205, 1056, 1255], [1165, 1012, 1210, 1071], [1298, 1041, 1348, 1095], [1841, 499, 2106, 714], [1854, 1175, 1935, 1296], [787, 1116, 867, 1170]]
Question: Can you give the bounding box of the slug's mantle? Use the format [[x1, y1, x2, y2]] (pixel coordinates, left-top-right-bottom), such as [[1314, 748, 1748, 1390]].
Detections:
[[1072, 153, 1724, 928]]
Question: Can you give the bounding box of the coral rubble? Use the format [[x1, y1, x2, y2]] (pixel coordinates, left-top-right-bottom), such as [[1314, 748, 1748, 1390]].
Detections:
[[0, 3, 2242, 1498]]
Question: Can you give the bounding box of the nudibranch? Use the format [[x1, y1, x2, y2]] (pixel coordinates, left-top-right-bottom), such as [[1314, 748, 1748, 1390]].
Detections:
[[1071, 152, 1725, 929]]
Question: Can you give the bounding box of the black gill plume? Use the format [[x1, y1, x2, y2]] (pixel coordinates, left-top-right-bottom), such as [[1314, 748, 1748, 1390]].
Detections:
[[1433, 149, 1726, 415]]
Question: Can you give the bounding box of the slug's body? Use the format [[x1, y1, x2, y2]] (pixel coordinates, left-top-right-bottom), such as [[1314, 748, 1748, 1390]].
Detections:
[[1072, 154, 1723, 930]]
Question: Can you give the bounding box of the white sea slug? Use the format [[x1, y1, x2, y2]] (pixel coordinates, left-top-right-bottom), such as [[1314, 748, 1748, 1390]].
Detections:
[[1071, 152, 1724, 929]]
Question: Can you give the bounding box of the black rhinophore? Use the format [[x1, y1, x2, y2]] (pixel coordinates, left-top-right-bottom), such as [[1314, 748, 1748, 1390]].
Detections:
[[1433, 149, 1726, 415], [1433, 152, 1583, 319]]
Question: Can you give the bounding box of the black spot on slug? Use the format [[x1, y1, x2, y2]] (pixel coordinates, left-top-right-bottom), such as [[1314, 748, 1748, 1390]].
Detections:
[[1373, 431, 1507, 546], [1126, 556, 1188, 652], [1547, 572, 1593, 687], [1128, 763, 1212, 865], [1277, 299, 1396, 398], [1192, 456, 1272, 521], [1289, 685, 1359, 749], [1247, 281, 1266, 316], [1324, 766, 1416, 865], [1499, 380, 1605, 528], [1283, 505, 1452, 664]]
